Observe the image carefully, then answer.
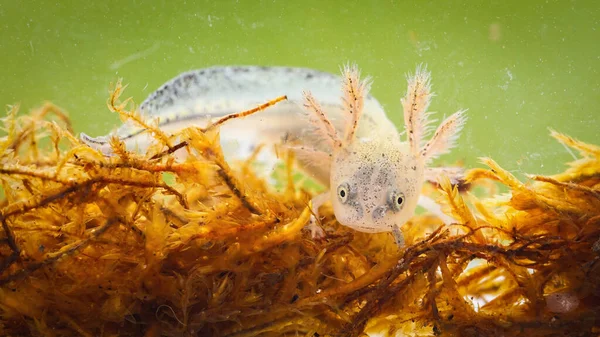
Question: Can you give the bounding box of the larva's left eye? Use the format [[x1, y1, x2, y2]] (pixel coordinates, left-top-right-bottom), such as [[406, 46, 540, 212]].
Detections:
[[337, 182, 350, 204], [387, 189, 405, 212]]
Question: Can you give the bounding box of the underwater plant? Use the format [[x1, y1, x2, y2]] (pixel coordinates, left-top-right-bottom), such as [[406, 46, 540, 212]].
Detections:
[[0, 71, 599, 336]]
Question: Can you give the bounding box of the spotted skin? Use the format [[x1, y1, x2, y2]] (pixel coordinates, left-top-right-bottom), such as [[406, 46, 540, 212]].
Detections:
[[302, 65, 466, 247]]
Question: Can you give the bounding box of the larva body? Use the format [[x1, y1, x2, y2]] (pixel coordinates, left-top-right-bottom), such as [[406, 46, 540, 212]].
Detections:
[[81, 65, 466, 246]]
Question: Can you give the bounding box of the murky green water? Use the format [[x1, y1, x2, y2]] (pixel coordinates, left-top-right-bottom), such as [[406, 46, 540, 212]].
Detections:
[[1, 1, 598, 177]]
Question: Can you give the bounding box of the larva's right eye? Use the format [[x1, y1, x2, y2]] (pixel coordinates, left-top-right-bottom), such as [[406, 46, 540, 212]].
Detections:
[[337, 182, 350, 204], [387, 189, 406, 212]]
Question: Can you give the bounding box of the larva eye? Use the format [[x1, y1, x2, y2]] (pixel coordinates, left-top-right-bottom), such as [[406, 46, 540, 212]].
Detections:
[[337, 182, 350, 204], [387, 189, 405, 212]]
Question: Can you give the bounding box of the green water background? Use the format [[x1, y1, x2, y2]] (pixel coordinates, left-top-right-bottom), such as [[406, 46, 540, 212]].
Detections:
[[1, 0, 598, 177]]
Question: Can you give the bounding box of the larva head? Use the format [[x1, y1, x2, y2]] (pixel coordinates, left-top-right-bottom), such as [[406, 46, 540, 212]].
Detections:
[[330, 139, 424, 234]]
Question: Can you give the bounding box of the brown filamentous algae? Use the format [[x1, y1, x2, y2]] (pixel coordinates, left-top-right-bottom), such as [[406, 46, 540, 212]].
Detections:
[[0, 80, 599, 336]]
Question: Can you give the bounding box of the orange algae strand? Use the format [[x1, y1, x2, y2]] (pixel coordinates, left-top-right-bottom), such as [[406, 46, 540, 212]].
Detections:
[[1, 86, 599, 337]]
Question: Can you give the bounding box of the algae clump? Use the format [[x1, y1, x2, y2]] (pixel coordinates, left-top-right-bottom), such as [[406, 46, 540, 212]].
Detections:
[[1, 83, 599, 336]]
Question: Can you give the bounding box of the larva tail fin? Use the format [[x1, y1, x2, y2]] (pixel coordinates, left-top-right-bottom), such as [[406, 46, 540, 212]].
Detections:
[[79, 132, 114, 155]]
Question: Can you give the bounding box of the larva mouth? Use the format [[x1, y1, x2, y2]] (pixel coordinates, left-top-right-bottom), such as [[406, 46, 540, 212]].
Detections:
[[354, 225, 379, 232]]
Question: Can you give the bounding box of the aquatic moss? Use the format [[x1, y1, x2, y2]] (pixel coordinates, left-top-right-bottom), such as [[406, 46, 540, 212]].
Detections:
[[0, 83, 599, 336]]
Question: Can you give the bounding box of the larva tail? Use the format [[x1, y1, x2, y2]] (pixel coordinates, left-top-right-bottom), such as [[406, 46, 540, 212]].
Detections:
[[79, 132, 114, 155]]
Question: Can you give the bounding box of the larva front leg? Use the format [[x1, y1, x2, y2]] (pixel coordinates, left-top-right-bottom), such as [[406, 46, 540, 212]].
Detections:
[[286, 148, 329, 238], [307, 191, 330, 239], [392, 224, 405, 247]]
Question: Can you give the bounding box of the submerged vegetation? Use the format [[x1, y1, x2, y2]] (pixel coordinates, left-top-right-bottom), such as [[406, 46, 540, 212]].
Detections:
[[0, 83, 599, 337]]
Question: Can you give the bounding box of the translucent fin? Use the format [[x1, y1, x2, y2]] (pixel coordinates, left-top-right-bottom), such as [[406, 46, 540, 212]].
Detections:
[[84, 66, 397, 163], [79, 132, 113, 156], [137, 66, 390, 128]]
